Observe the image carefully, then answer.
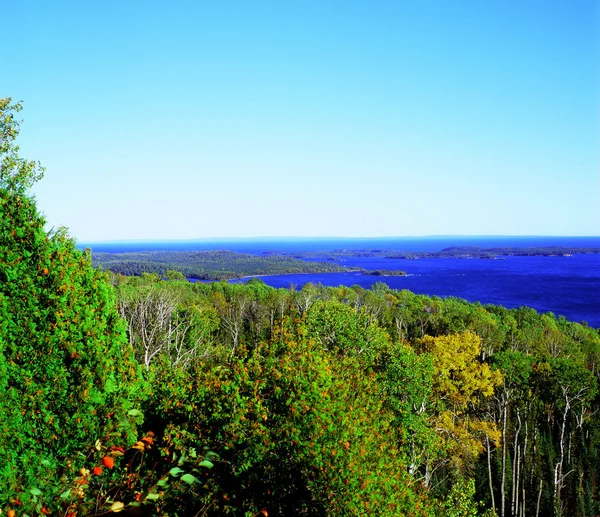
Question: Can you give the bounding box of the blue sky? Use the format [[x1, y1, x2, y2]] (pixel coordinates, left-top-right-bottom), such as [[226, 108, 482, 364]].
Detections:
[[4, 1, 599, 240]]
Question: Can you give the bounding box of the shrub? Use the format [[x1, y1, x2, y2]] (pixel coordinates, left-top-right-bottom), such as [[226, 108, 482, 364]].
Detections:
[[0, 191, 142, 506], [149, 318, 435, 516]]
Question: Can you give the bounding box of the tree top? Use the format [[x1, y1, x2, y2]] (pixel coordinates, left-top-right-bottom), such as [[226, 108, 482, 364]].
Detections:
[[0, 97, 45, 193]]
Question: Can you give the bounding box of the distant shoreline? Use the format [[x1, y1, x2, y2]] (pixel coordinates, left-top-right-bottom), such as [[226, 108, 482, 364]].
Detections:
[[288, 246, 600, 261], [81, 237, 600, 255], [91, 246, 599, 282]]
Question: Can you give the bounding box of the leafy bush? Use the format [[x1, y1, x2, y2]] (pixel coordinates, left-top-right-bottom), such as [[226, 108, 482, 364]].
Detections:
[[0, 191, 143, 505], [149, 317, 435, 516]]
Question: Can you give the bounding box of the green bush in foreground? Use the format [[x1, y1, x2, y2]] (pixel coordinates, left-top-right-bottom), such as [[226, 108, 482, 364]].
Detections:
[[0, 192, 142, 503], [0, 98, 142, 508]]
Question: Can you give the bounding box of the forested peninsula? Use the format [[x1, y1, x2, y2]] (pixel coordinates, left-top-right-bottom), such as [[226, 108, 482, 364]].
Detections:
[[91, 250, 358, 280], [2, 99, 600, 517]]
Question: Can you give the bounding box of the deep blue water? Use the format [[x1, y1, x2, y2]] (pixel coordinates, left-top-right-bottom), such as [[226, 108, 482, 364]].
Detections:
[[82, 237, 600, 328], [232, 255, 600, 328]]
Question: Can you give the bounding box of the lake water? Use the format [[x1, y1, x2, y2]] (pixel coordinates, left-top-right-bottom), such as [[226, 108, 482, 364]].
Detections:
[[82, 237, 600, 328]]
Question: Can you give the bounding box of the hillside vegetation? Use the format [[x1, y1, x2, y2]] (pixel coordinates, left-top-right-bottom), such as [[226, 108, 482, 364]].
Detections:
[[1, 99, 600, 516]]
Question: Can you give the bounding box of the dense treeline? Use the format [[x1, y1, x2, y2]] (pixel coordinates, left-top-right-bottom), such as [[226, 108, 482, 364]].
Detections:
[[107, 273, 600, 516], [92, 250, 354, 280], [2, 98, 600, 516]]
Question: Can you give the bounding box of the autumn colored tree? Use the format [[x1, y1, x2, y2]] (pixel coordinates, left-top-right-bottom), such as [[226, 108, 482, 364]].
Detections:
[[418, 331, 503, 484]]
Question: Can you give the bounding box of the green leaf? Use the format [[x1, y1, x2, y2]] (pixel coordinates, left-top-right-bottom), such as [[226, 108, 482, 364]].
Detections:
[[157, 479, 168, 487], [181, 473, 199, 484], [127, 409, 142, 417], [205, 451, 220, 460], [145, 493, 160, 501], [30, 487, 42, 496], [169, 467, 185, 477], [198, 460, 214, 469]]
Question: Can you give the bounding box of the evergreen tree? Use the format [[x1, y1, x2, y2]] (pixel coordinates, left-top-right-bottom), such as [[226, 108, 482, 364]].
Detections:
[[0, 98, 141, 501]]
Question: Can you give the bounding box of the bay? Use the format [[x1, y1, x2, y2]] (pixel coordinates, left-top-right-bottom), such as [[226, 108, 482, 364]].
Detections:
[[83, 237, 600, 328], [232, 254, 600, 328]]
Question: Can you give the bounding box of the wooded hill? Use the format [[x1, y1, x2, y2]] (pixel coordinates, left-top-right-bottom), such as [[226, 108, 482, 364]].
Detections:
[[91, 250, 355, 279]]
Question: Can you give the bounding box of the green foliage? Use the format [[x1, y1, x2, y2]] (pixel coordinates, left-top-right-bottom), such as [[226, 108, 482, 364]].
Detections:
[[0, 191, 142, 501], [305, 299, 390, 361], [105, 272, 600, 517], [149, 318, 435, 516], [492, 351, 534, 389], [380, 342, 437, 478], [0, 98, 44, 192], [536, 357, 598, 411], [106, 273, 600, 516], [166, 269, 187, 282], [438, 478, 481, 517], [2, 407, 222, 516]]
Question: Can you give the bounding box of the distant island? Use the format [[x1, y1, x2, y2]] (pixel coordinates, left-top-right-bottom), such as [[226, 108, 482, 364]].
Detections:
[[364, 269, 407, 276], [285, 246, 600, 261], [88, 246, 599, 281], [385, 246, 597, 259]]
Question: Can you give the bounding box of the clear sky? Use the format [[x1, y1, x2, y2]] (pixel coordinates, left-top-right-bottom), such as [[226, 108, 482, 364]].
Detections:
[[3, 0, 599, 241]]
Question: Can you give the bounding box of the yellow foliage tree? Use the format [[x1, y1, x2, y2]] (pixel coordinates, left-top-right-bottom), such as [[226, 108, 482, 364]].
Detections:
[[419, 331, 502, 476]]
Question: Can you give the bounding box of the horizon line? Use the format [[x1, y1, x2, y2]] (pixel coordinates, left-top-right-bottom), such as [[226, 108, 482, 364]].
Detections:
[[77, 234, 600, 245]]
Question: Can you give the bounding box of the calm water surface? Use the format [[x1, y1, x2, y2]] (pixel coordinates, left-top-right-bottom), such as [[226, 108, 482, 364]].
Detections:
[[232, 254, 600, 327], [84, 237, 600, 328]]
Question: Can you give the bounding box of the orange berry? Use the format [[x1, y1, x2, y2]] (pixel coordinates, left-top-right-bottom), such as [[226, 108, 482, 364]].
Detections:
[[102, 456, 114, 469], [93, 466, 103, 476], [7, 510, 16, 517]]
